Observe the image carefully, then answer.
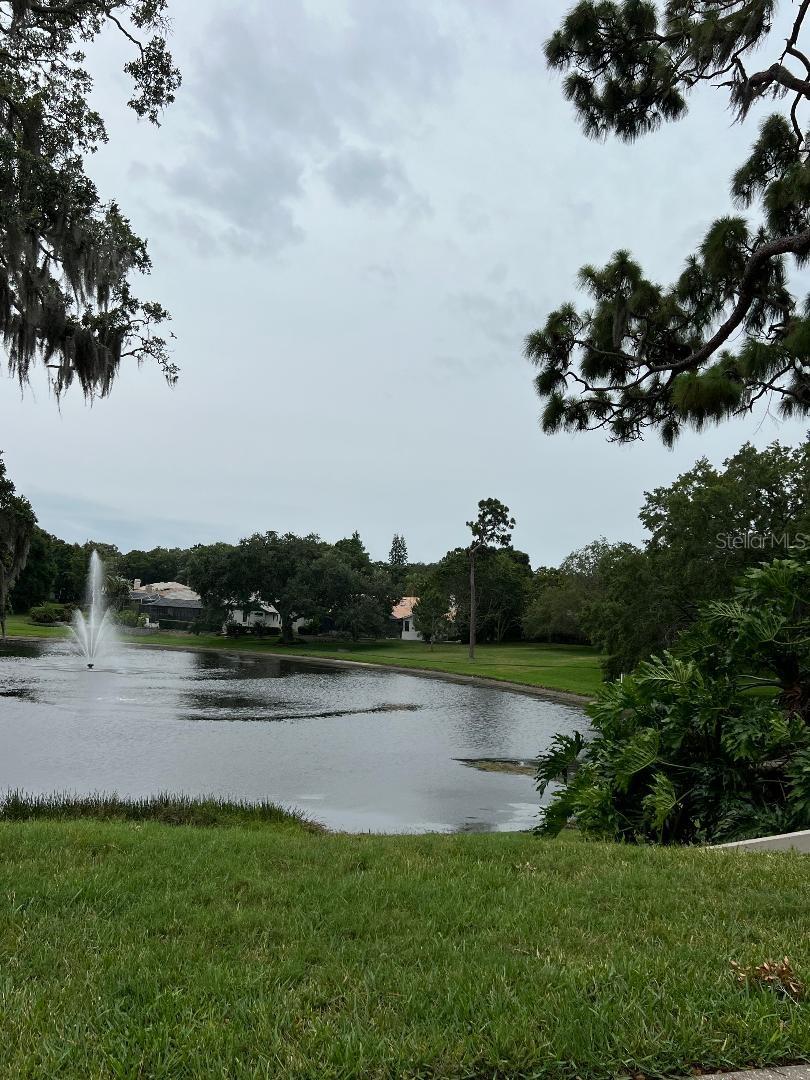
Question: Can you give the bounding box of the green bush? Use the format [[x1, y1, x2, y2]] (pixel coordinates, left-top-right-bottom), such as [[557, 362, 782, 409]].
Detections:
[[29, 602, 69, 624], [114, 608, 147, 628], [156, 619, 195, 632], [536, 553, 810, 845], [191, 610, 226, 635]]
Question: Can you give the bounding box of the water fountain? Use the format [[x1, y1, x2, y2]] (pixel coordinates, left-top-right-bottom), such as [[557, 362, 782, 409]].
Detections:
[[70, 550, 116, 668]]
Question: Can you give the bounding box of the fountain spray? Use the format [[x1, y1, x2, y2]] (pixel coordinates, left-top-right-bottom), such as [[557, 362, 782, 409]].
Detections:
[[70, 550, 116, 668]]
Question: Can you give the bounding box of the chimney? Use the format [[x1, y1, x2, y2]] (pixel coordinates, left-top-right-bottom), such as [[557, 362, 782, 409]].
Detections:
[[133, 579, 141, 590]]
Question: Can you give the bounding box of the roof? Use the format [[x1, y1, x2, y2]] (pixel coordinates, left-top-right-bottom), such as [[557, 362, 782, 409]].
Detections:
[[234, 595, 279, 616], [392, 596, 418, 619], [131, 581, 201, 602], [134, 596, 203, 610]]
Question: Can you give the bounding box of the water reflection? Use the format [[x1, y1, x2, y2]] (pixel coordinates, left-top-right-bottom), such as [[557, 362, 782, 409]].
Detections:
[[0, 642, 586, 833]]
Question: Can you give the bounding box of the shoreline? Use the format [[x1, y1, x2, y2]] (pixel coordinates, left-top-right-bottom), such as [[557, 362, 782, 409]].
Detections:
[[3, 633, 593, 707]]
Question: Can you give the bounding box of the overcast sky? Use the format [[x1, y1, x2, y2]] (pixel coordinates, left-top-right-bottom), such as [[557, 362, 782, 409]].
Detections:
[[2, 0, 807, 566]]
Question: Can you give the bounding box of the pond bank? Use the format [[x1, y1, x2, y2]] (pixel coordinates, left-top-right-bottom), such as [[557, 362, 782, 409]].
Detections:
[[2, 620, 601, 699], [124, 640, 594, 707], [3, 633, 593, 705]]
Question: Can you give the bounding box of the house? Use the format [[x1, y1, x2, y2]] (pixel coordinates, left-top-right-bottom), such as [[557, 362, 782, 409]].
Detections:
[[391, 597, 423, 641], [130, 580, 203, 628], [227, 599, 281, 631]]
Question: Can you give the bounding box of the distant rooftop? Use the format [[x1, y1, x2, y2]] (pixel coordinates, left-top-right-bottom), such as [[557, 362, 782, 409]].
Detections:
[[392, 597, 418, 620], [131, 581, 201, 603]]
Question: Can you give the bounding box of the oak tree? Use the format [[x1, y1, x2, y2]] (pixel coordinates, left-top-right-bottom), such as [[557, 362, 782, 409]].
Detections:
[[1, 1, 180, 397]]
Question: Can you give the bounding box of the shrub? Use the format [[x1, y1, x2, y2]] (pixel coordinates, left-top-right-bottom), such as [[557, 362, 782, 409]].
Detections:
[[225, 622, 248, 638], [156, 619, 195, 632], [536, 553, 810, 845], [191, 610, 226, 635], [115, 608, 147, 628], [29, 602, 69, 624]]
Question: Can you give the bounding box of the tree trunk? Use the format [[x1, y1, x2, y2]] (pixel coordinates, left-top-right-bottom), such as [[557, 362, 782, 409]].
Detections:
[[0, 567, 6, 641], [469, 548, 476, 660], [278, 604, 294, 644]]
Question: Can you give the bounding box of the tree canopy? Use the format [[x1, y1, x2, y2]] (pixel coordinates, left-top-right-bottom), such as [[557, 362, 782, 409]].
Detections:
[[527, 0, 810, 443], [388, 534, 408, 569], [1, 0, 180, 397], [0, 452, 35, 637], [583, 439, 810, 674], [522, 539, 621, 644], [465, 498, 516, 658]]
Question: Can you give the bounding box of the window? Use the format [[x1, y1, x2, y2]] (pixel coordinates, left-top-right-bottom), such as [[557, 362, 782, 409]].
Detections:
[[404, 620, 410, 632]]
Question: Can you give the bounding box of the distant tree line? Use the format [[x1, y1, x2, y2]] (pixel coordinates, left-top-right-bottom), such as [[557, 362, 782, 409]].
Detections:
[[7, 439, 810, 669], [523, 440, 810, 677], [8, 525, 410, 643]]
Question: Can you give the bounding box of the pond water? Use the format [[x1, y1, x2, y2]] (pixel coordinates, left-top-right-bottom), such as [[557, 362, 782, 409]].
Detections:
[[0, 642, 586, 833]]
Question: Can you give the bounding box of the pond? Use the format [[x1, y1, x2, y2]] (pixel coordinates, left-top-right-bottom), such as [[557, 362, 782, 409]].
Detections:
[[0, 642, 586, 833]]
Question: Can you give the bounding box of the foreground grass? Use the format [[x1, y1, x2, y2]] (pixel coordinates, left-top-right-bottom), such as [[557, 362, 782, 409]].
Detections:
[[1, 812, 809, 1078], [3, 616, 602, 695]]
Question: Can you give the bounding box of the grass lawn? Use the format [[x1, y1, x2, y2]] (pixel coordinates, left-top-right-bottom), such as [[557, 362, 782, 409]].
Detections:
[[0, 807, 808, 1078], [3, 616, 603, 696], [2, 613, 70, 640]]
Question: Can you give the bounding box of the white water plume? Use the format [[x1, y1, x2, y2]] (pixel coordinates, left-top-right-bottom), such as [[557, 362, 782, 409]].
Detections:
[[70, 550, 117, 668]]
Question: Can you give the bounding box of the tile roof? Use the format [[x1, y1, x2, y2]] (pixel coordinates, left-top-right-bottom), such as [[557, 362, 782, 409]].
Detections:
[[392, 596, 418, 619]]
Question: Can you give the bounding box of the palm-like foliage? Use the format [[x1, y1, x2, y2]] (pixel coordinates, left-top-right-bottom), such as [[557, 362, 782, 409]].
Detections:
[[536, 550, 810, 843]]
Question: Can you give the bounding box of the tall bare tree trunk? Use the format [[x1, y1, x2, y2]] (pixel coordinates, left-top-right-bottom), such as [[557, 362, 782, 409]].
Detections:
[[468, 549, 476, 660], [0, 567, 6, 641], [280, 606, 294, 644]]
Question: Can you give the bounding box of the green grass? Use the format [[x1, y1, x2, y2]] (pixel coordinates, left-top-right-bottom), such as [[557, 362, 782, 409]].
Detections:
[[2, 613, 70, 640], [0, 811, 809, 1078], [3, 616, 603, 695], [0, 792, 319, 830], [140, 637, 602, 697]]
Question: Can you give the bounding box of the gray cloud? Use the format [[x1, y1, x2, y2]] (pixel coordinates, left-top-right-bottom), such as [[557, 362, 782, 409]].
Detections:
[[144, 0, 455, 254], [325, 148, 399, 208], [324, 146, 429, 216]]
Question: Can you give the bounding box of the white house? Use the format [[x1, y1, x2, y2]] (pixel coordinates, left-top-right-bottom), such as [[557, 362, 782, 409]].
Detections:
[[226, 598, 281, 630], [391, 597, 423, 641]]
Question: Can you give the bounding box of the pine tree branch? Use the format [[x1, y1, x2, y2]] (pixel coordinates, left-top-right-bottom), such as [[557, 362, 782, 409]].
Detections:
[[576, 227, 810, 398], [672, 227, 810, 371], [786, 0, 810, 57], [745, 62, 810, 101]]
